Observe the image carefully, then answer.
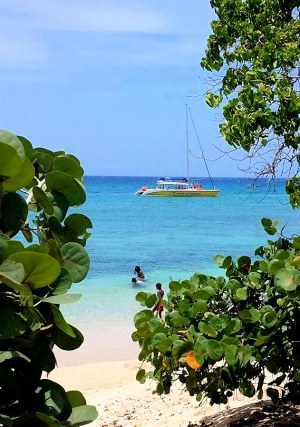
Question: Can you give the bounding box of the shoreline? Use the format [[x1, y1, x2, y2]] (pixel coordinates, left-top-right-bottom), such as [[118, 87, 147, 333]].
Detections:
[[48, 358, 261, 427], [54, 321, 139, 367]]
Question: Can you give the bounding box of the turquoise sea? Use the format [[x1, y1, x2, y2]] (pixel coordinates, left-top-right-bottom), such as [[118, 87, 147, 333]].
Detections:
[[61, 176, 300, 334]]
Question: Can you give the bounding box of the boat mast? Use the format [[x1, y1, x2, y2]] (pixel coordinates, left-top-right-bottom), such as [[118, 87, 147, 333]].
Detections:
[[185, 103, 189, 185]]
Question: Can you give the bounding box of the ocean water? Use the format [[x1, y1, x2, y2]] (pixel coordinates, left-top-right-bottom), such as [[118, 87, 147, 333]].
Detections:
[[61, 176, 300, 330]]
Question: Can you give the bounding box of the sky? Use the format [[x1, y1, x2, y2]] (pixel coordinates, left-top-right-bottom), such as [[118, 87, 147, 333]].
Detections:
[[0, 0, 246, 177]]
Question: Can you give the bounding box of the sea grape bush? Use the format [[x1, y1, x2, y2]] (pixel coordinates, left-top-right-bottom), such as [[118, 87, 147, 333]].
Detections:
[[133, 218, 300, 405], [0, 130, 97, 426]]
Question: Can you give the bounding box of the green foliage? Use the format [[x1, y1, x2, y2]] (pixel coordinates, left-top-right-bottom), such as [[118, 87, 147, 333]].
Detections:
[[133, 218, 300, 405], [201, 0, 300, 205], [0, 130, 97, 425]]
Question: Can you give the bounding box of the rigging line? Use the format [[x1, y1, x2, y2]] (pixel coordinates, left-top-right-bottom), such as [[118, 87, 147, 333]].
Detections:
[[187, 105, 215, 188]]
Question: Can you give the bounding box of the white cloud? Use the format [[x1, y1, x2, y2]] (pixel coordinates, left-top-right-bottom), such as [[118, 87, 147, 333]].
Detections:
[[0, 0, 169, 33], [0, 1, 213, 71]]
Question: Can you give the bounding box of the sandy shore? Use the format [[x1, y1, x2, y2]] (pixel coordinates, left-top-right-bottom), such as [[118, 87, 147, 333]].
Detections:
[[48, 357, 260, 427]]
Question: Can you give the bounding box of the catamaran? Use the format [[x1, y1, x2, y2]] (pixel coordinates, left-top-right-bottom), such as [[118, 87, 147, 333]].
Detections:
[[135, 105, 220, 197]]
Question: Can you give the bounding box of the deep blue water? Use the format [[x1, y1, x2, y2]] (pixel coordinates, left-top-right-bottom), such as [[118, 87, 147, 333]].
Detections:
[[62, 176, 300, 326]]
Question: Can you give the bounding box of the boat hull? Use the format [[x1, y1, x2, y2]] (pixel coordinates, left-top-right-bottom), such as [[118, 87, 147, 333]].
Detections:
[[136, 189, 220, 197]]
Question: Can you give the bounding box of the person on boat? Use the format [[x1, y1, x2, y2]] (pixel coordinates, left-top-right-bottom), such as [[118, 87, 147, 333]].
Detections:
[[152, 283, 164, 318], [134, 266, 145, 280]]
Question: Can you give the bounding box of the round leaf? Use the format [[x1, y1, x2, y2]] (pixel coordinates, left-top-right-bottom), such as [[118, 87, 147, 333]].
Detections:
[[32, 186, 54, 214], [9, 251, 61, 289], [275, 268, 299, 292], [61, 242, 90, 282], [2, 158, 35, 192], [0, 130, 25, 177], [1, 192, 28, 233], [53, 155, 84, 178], [45, 171, 86, 206]]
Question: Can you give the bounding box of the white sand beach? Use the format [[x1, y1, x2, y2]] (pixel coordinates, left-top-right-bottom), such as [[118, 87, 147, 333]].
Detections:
[[47, 323, 261, 427]]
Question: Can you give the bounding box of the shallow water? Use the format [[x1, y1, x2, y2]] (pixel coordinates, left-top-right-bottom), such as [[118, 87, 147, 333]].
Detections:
[[60, 176, 300, 329]]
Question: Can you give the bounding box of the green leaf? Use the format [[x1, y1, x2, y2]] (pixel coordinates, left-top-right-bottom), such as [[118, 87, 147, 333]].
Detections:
[[268, 259, 285, 275], [67, 405, 98, 425], [2, 158, 35, 192], [0, 350, 30, 363], [52, 305, 76, 337], [53, 155, 84, 178], [206, 340, 223, 361], [275, 268, 300, 292], [67, 390, 86, 408], [0, 305, 28, 339], [45, 171, 86, 206], [145, 293, 157, 308], [0, 130, 25, 177], [169, 281, 182, 292], [51, 268, 73, 295], [9, 251, 61, 289], [0, 259, 25, 283], [42, 294, 81, 304], [225, 345, 238, 365], [0, 192, 28, 233], [235, 287, 247, 300], [33, 186, 54, 214], [205, 91, 223, 107], [239, 380, 255, 397], [53, 325, 84, 350], [35, 379, 72, 420], [199, 322, 217, 337], [61, 242, 90, 282], [135, 292, 148, 302], [214, 254, 226, 267]]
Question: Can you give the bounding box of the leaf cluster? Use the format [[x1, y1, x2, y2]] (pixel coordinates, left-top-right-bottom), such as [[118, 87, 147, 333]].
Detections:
[[0, 130, 97, 425], [202, 0, 300, 203], [133, 218, 300, 406]]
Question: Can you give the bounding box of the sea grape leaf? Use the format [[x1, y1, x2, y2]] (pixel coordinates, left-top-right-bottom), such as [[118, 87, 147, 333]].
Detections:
[[66, 405, 98, 425], [0, 270, 32, 302], [45, 171, 86, 206], [0, 351, 30, 363], [214, 254, 226, 267], [67, 390, 86, 408], [32, 149, 53, 172], [2, 158, 35, 192], [0, 130, 25, 177], [53, 325, 84, 350], [135, 292, 148, 303], [33, 186, 54, 214], [51, 268, 72, 295], [0, 192, 28, 233], [275, 268, 299, 292], [225, 345, 238, 365], [235, 287, 247, 300], [53, 155, 84, 178], [43, 294, 81, 304], [169, 281, 182, 292], [61, 242, 90, 282], [47, 192, 69, 222], [17, 135, 34, 159], [64, 213, 92, 245], [0, 259, 25, 283], [9, 251, 61, 289], [52, 305, 75, 337], [199, 322, 217, 337], [0, 305, 28, 339], [206, 340, 223, 361], [35, 379, 72, 419]]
